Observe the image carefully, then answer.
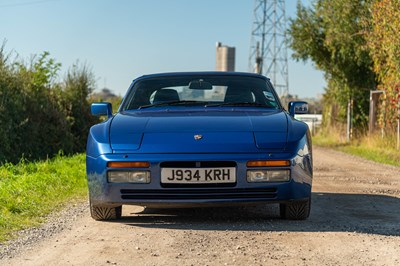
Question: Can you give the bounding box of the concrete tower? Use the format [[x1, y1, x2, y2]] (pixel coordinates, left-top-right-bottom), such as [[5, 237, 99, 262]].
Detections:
[[216, 42, 235, 72]]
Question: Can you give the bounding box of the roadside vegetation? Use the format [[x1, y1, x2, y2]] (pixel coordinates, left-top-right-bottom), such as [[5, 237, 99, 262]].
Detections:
[[0, 154, 87, 242], [290, 0, 400, 162], [313, 127, 400, 167], [290, 0, 400, 134], [0, 44, 97, 164], [0, 45, 115, 242]]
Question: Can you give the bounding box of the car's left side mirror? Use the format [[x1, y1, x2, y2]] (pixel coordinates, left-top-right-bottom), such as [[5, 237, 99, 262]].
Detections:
[[91, 102, 113, 118], [288, 101, 308, 117]]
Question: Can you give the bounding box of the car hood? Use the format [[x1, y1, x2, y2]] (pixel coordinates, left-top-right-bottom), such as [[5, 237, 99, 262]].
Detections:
[[110, 110, 288, 153]]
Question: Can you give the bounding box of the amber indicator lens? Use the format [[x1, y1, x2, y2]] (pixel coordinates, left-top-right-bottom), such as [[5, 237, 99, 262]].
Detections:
[[107, 161, 150, 168], [246, 160, 290, 167]]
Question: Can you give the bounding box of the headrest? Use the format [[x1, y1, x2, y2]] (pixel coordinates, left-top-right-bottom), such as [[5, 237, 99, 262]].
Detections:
[[224, 87, 254, 103], [153, 89, 180, 103]]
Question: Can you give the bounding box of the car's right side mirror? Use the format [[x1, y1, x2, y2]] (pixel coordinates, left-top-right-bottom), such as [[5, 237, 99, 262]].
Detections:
[[288, 101, 308, 117]]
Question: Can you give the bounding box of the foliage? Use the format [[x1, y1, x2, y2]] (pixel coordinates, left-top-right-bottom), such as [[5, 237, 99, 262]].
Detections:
[[288, 0, 375, 131], [0, 46, 98, 163], [0, 154, 87, 242], [367, 0, 400, 130], [63, 64, 98, 152]]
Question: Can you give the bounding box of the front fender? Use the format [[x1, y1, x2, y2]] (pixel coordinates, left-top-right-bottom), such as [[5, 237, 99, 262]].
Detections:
[[86, 119, 113, 158]]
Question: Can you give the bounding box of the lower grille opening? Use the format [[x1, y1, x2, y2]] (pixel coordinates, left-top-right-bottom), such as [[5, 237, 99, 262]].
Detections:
[[120, 188, 277, 200]]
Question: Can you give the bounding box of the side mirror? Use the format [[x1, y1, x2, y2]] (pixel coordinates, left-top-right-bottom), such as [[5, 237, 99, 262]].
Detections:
[[91, 102, 113, 118], [288, 101, 308, 117]]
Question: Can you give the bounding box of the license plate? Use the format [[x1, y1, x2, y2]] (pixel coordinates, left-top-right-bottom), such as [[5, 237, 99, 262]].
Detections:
[[161, 168, 236, 184]]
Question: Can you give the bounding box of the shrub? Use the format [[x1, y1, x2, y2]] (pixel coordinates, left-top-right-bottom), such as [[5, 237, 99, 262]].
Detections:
[[0, 46, 98, 163]]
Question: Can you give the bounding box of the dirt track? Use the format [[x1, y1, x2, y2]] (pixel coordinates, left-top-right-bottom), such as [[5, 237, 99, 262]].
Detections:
[[1, 146, 400, 265]]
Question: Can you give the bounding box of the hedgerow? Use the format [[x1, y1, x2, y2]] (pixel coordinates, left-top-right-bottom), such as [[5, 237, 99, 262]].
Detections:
[[0, 45, 98, 163]]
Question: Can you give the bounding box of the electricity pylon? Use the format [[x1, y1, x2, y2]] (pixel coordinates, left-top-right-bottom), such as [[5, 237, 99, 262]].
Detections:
[[249, 0, 289, 97]]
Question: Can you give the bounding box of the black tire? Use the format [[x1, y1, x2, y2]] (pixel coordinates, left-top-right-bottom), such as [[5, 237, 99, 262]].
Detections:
[[90, 204, 122, 221], [280, 198, 311, 220]]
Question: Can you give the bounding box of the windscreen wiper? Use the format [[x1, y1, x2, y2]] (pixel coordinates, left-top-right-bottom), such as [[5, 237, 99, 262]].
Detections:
[[205, 102, 269, 107], [138, 100, 209, 109]]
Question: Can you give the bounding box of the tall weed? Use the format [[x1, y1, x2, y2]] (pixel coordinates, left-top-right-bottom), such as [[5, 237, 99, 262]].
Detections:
[[313, 126, 400, 167]]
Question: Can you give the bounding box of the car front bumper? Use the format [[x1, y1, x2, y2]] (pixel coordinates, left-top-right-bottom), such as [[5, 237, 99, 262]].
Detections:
[[86, 152, 312, 208]]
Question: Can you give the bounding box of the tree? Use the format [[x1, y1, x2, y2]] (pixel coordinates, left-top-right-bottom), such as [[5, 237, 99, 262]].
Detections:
[[288, 0, 375, 131], [367, 0, 400, 131]]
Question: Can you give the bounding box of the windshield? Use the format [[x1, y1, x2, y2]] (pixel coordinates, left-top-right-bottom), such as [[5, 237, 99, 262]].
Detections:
[[121, 75, 281, 111]]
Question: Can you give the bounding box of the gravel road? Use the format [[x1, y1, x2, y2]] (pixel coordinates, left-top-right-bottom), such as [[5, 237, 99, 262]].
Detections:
[[1, 146, 400, 265]]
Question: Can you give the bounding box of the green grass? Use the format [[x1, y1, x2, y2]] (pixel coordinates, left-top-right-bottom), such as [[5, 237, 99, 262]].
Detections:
[[313, 132, 400, 167], [0, 154, 87, 242], [338, 145, 400, 166]]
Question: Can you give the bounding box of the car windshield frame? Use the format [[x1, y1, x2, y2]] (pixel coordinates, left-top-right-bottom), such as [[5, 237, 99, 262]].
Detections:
[[120, 74, 283, 111]]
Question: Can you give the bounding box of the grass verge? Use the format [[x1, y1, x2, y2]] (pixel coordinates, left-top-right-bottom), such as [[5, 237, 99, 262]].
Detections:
[[313, 131, 400, 167], [0, 154, 87, 242]]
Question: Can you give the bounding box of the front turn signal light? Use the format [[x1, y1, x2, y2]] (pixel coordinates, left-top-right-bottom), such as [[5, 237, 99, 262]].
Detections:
[[107, 161, 150, 168], [246, 160, 290, 167]]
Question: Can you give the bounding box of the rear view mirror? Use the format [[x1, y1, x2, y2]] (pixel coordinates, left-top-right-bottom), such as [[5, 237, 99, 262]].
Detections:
[[188, 79, 213, 90], [288, 101, 308, 117], [91, 102, 113, 118]]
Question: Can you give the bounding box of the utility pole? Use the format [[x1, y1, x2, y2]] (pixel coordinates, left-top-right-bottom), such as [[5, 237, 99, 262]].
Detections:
[[347, 99, 353, 142], [249, 0, 289, 97]]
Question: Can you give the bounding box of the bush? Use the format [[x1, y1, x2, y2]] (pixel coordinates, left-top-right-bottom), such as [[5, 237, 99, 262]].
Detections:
[[0, 46, 98, 163]]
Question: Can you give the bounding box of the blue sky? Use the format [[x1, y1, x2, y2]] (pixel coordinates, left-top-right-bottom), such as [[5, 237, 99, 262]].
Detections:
[[0, 0, 325, 98]]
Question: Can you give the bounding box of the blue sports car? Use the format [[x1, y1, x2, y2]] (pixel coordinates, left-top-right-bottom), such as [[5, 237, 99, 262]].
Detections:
[[86, 72, 312, 220]]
